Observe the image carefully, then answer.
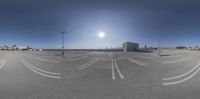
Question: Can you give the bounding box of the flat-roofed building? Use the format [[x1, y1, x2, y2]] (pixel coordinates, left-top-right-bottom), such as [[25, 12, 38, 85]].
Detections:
[[0, 46, 3, 50], [122, 42, 139, 52], [176, 46, 187, 50], [18, 46, 31, 50]]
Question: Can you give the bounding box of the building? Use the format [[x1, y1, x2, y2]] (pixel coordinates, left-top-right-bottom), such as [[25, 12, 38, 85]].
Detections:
[[122, 42, 139, 52], [18, 46, 31, 50], [176, 46, 187, 50], [194, 46, 200, 50], [0, 46, 3, 50], [3, 45, 9, 50]]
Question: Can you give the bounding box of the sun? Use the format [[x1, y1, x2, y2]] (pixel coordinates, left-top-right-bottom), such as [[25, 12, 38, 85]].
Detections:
[[98, 32, 106, 38]]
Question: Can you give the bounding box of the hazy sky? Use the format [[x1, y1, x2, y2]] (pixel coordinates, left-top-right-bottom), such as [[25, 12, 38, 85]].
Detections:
[[0, 0, 200, 48]]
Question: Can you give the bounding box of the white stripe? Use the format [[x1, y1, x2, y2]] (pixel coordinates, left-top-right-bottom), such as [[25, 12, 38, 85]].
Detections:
[[34, 57, 61, 64], [138, 55, 155, 59], [162, 57, 191, 64], [21, 59, 61, 79], [76, 60, 95, 68], [112, 59, 116, 80], [22, 59, 61, 75], [163, 63, 200, 86], [64, 56, 87, 61], [76, 58, 98, 68], [85, 52, 95, 55], [78, 58, 99, 70], [126, 58, 149, 66], [114, 59, 124, 79], [0, 59, 3, 65], [163, 62, 200, 80], [0, 59, 6, 69], [161, 55, 183, 58]]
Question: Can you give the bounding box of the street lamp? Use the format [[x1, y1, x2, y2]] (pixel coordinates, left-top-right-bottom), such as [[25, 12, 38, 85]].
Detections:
[[61, 31, 66, 55], [155, 24, 161, 57]]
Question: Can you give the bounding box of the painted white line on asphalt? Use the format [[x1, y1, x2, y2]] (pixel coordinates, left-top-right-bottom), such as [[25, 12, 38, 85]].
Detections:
[[78, 58, 99, 70], [126, 58, 149, 66], [0, 59, 6, 70], [34, 57, 61, 64], [163, 62, 200, 86], [162, 57, 191, 64], [22, 59, 61, 75], [111, 59, 116, 80], [137, 55, 155, 59], [65, 56, 88, 61], [0, 59, 3, 65], [76, 60, 94, 68], [163, 62, 200, 80], [21, 59, 61, 79], [85, 52, 97, 55], [76, 58, 98, 68], [114, 59, 124, 79], [161, 54, 183, 58]]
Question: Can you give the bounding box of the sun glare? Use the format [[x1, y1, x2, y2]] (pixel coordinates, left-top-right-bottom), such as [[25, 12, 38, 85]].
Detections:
[[98, 32, 106, 38]]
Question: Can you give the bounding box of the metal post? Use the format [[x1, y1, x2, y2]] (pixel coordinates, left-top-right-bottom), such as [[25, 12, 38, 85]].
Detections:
[[61, 31, 65, 55], [156, 25, 161, 57]]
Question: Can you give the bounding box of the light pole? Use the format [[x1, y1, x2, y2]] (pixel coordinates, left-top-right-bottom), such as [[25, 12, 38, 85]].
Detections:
[[155, 25, 161, 57], [61, 31, 65, 55]]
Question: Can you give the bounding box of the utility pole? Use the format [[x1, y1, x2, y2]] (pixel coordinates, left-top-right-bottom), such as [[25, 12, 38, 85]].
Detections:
[[155, 25, 161, 57], [61, 31, 65, 55]]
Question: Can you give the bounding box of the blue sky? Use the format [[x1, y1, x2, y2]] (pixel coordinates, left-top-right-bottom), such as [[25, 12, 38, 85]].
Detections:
[[0, 0, 200, 49]]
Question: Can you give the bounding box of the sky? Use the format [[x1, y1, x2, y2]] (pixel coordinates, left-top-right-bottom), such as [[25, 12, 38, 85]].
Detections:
[[0, 0, 200, 49]]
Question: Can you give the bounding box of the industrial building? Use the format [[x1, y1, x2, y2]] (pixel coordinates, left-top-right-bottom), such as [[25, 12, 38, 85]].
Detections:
[[122, 42, 139, 52], [176, 46, 187, 50], [18, 46, 31, 50], [0, 45, 31, 51]]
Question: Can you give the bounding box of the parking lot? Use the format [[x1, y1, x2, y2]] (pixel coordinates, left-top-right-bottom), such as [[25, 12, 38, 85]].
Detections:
[[1, 50, 200, 99]]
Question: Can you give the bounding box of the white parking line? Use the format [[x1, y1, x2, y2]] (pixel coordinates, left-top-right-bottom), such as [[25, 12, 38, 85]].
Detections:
[[21, 59, 61, 79], [64, 56, 87, 61], [163, 62, 200, 80], [22, 59, 61, 75], [111, 59, 116, 80], [126, 58, 149, 66], [162, 57, 191, 64], [0, 59, 7, 70], [34, 57, 61, 64], [78, 58, 99, 70], [76, 60, 94, 68], [163, 62, 200, 86], [114, 59, 124, 79], [137, 55, 155, 59], [161, 54, 183, 58]]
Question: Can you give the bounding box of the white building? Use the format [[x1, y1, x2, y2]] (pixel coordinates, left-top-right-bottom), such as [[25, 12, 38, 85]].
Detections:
[[122, 42, 139, 52], [0, 46, 3, 50], [18, 46, 31, 50]]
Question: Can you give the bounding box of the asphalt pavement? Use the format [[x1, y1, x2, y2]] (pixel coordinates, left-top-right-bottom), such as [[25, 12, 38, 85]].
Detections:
[[0, 50, 200, 99]]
